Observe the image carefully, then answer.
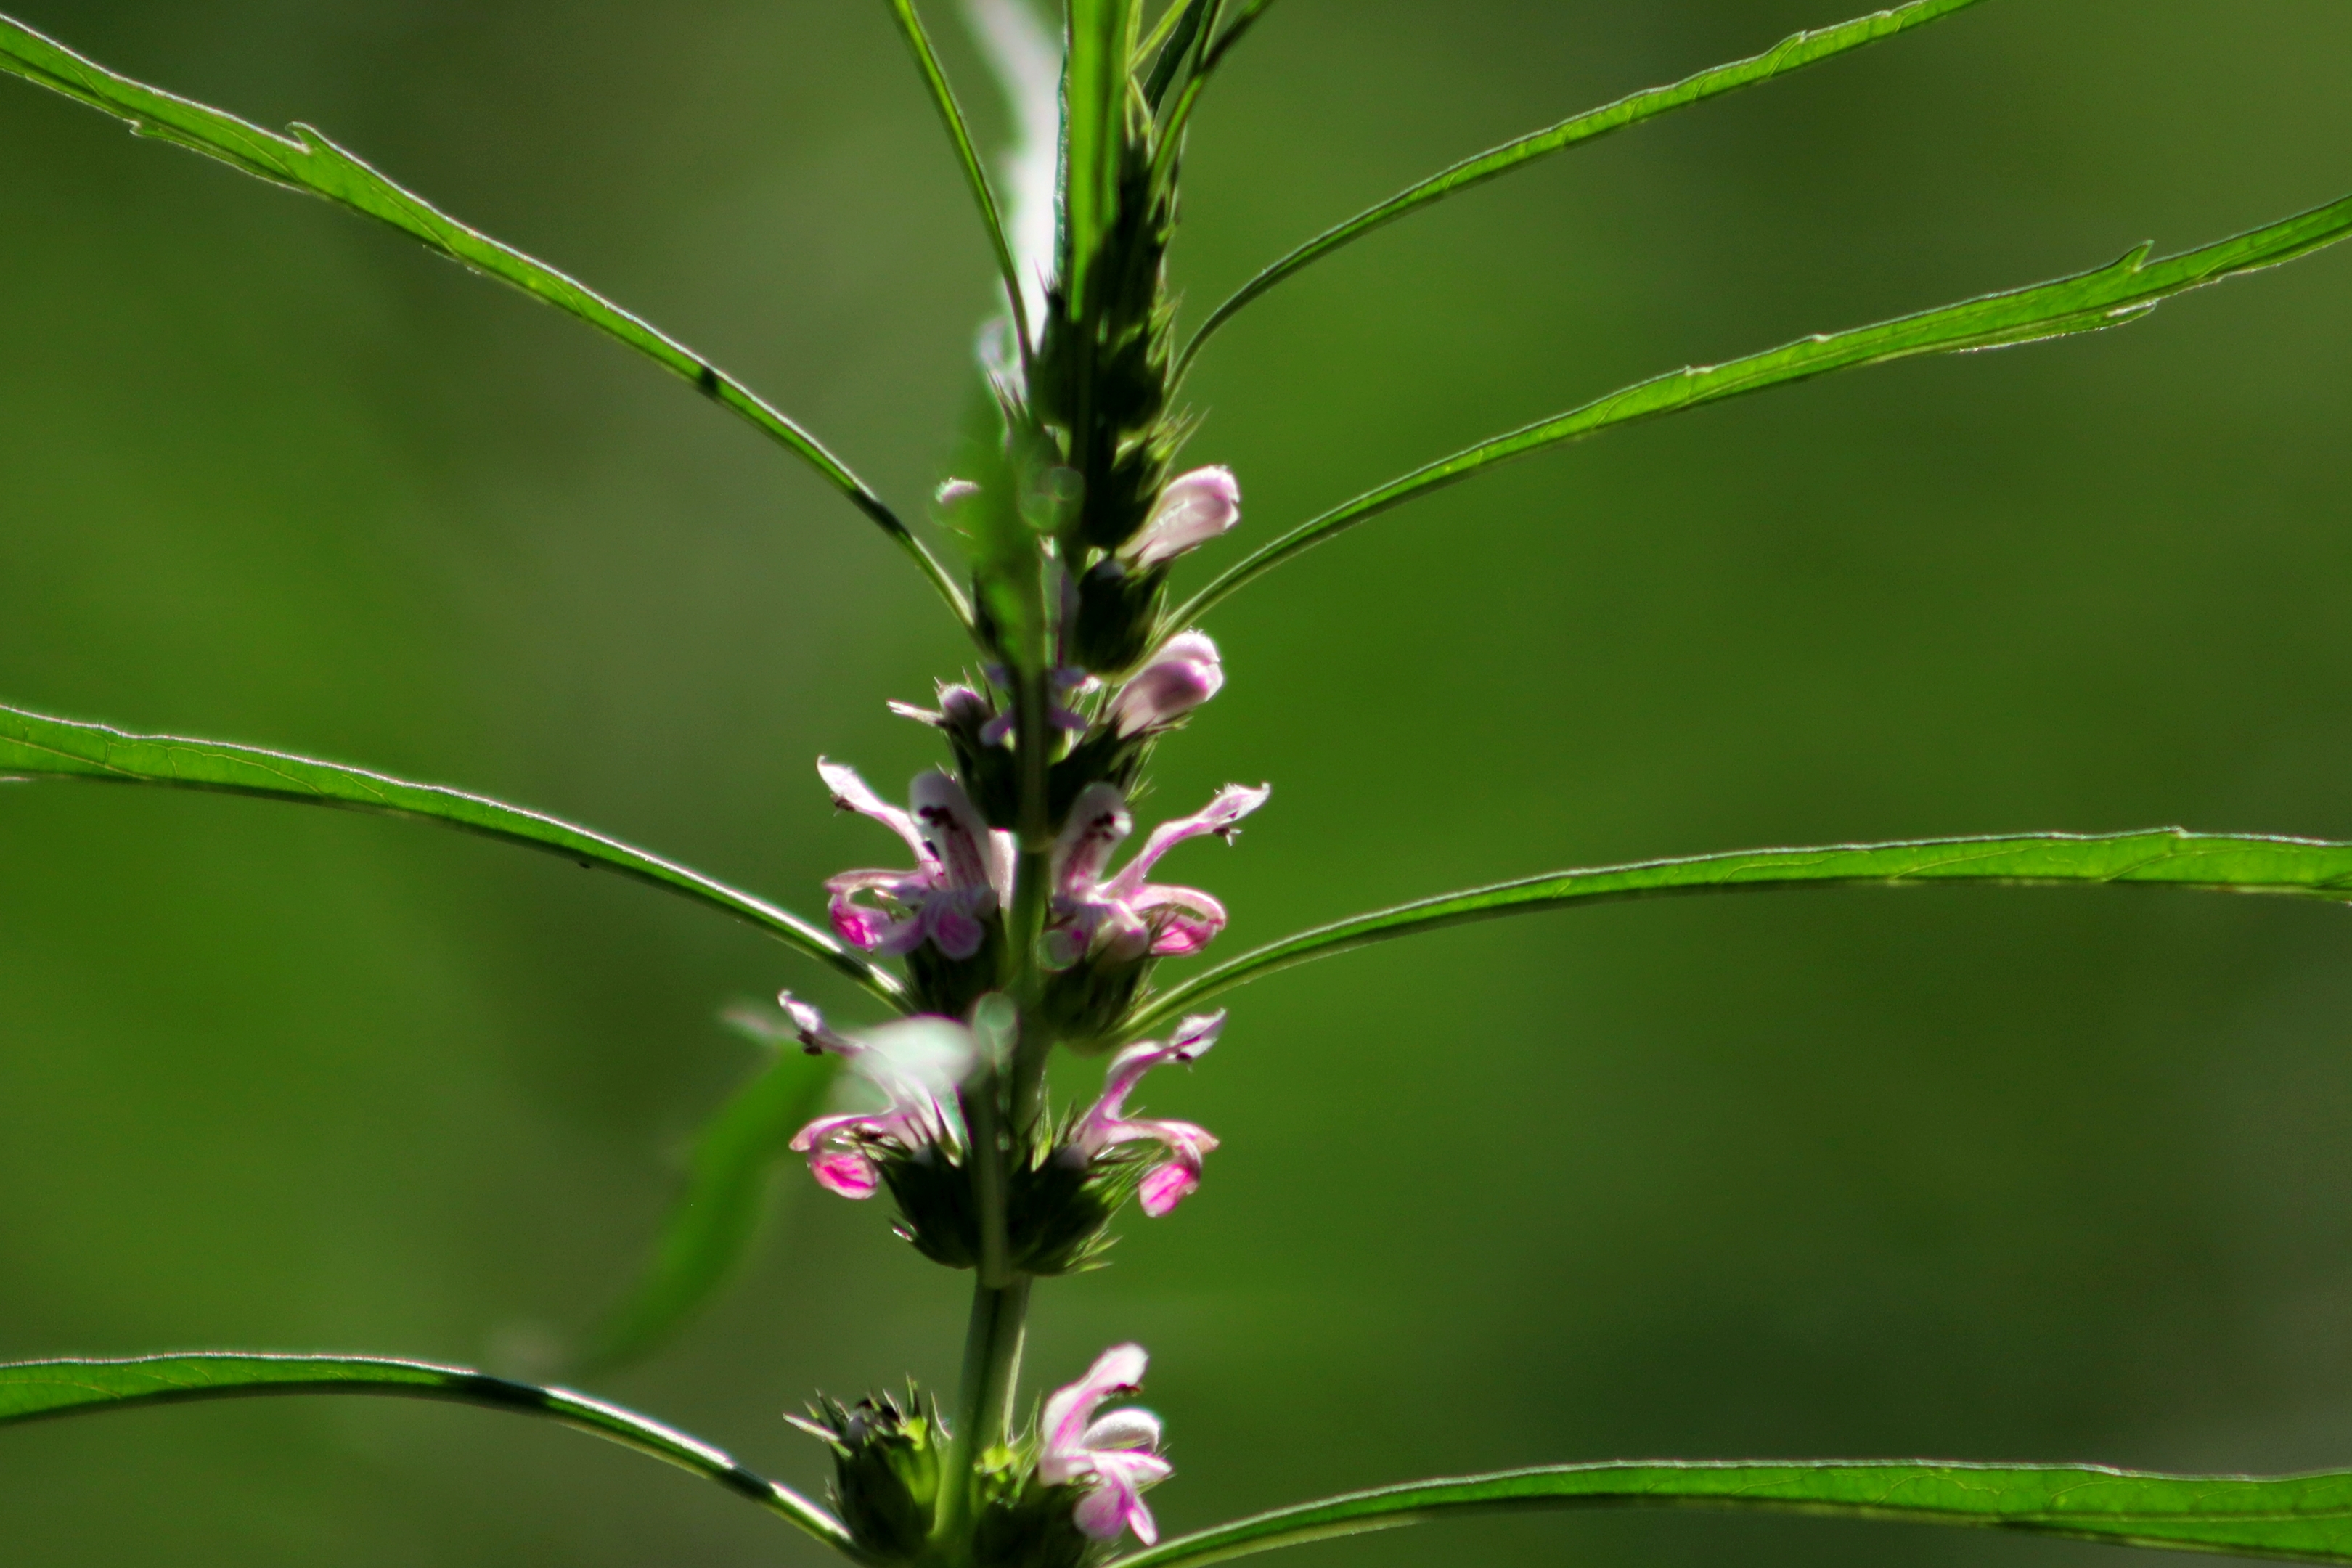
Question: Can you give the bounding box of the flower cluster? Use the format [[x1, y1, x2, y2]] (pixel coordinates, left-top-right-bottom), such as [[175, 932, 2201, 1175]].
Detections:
[[788, 450, 1247, 1555], [799, 1345, 1172, 1566], [783, 998, 1224, 1265]]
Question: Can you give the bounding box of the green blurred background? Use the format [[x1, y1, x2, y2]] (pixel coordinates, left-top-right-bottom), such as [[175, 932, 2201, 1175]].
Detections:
[[4, 1, 2352, 1562]]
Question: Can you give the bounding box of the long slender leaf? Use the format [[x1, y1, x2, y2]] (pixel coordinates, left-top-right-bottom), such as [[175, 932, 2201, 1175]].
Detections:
[[0, 701, 907, 1009], [1174, 191, 2352, 624], [587, 1035, 839, 1369], [0, 9, 971, 624], [1125, 829, 2352, 1037], [886, 0, 1034, 354], [1107, 1458, 2352, 1568], [1177, 0, 1990, 373], [0, 1353, 854, 1552]]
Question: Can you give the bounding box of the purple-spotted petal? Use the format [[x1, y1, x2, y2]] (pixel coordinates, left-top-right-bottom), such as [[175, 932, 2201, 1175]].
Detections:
[[1053, 784, 1134, 897], [909, 771, 998, 897]]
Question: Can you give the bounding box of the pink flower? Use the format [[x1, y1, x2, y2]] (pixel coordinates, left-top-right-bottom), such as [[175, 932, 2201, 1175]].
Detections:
[[1037, 1344, 1173, 1544], [785, 1009, 974, 1200], [1106, 632, 1224, 738], [820, 761, 1014, 959], [1042, 782, 1270, 968], [1123, 467, 1240, 571], [1074, 1013, 1223, 1217]]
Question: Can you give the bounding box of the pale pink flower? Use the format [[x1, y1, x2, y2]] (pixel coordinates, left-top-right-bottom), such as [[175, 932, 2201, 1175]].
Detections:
[[785, 1010, 973, 1200], [1106, 632, 1224, 738], [1074, 1013, 1224, 1217], [886, 681, 995, 733], [1123, 467, 1240, 571], [1041, 782, 1270, 968], [820, 761, 1015, 959], [1037, 1344, 1173, 1544]]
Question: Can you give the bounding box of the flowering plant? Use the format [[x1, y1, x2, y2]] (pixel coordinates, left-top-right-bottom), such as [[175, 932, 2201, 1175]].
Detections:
[[6, 2, 2352, 1565]]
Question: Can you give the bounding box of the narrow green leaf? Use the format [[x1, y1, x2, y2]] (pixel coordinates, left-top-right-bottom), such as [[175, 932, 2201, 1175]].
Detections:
[[1140, 0, 1214, 111], [0, 701, 907, 1010], [1151, 0, 1266, 171], [886, 0, 1034, 354], [587, 1039, 839, 1369], [1063, 0, 1135, 314], [1108, 1458, 2352, 1568], [0, 9, 971, 624], [1177, 0, 1990, 372], [0, 1352, 854, 1552], [1126, 829, 2352, 1037], [1174, 192, 2352, 624]]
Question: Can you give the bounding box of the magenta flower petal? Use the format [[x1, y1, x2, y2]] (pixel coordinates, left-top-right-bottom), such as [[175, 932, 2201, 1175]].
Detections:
[[809, 1148, 882, 1199], [1138, 1162, 1201, 1217]]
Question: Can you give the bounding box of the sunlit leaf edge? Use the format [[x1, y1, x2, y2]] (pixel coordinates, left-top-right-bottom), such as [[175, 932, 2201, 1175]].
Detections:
[[1127, 828, 2352, 1035], [0, 701, 907, 1008], [1107, 1458, 2352, 1568], [1174, 188, 2352, 624], [0, 1352, 854, 1552], [1177, 0, 1990, 372], [0, 8, 972, 624]]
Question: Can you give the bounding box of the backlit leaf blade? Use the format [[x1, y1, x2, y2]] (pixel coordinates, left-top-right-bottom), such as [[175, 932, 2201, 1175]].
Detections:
[[886, 0, 1034, 351], [0, 10, 970, 619], [587, 1037, 839, 1369], [1126, 828, 2352, 1034], [0, 701, 907, 1008], [1178, 0, 1990, 371], [1108, 1458, 2352, 1568], [1176, 190, 2352, 624], [0, 1353, 852, 1551]]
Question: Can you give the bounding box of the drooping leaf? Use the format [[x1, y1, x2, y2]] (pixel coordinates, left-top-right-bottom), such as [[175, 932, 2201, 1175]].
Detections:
[[0, 1353, 853, 1551], [0, 10, 969, 621], [587, 1034, 840, 1369], [0, 701, 907, 1009], [1177, 0, 1990, 372], [886, 0, 1034, 351], [1106, 1458, 2352, 1568], [1124, 828, 2352, 1036], [1174, 189, 2352, 622]]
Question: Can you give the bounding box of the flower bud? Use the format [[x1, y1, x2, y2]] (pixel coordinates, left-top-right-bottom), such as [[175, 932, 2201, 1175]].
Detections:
[[1122, 467, 1239, 570], [1106, 632, 1223, 738], [791, 1390, 944, 1565]]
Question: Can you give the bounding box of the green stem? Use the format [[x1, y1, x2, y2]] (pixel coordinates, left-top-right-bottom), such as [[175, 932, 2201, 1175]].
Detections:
[[938, 616, 1056, 1559]]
